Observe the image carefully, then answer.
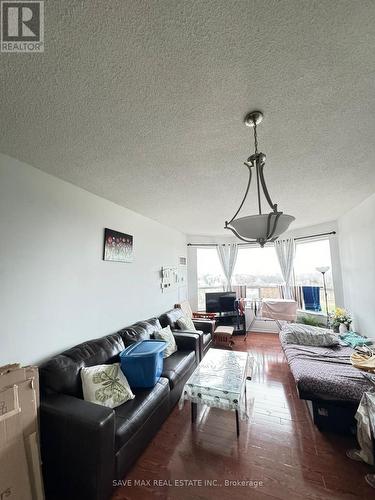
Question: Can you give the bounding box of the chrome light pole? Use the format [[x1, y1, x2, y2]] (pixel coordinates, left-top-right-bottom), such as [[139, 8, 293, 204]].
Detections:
[[316, 266, 330, 327]]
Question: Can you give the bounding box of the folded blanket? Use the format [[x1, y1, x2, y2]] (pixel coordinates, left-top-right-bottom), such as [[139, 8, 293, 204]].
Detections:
[[340, 332, 372, 348], [351, 351, 375, 373]]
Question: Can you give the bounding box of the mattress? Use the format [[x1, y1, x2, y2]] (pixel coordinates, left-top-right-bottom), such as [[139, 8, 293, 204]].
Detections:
[[279, 331, 372, 403]]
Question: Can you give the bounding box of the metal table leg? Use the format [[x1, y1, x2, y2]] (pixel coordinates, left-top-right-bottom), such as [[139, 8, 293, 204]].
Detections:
[[244, 316, 256, 341], [191, 402, 197, 423]]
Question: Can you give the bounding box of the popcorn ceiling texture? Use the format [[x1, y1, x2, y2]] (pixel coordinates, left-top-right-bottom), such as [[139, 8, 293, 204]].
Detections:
[[0, 0, 374, 235]]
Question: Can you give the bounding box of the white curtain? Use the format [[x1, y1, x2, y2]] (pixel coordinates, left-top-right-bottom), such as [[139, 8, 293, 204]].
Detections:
[[274, 238, 295, 299], [217, 244, 238, 291]]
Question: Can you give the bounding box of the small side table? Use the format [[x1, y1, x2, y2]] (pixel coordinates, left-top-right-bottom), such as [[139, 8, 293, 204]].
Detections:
[[214, 325, 234, 349]]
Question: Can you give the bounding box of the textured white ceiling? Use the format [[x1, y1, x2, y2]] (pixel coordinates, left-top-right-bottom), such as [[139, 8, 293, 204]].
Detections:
[[1, 0, 375, 235]]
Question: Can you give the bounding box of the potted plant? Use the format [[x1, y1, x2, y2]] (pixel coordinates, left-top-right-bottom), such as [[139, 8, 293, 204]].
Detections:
[[330, 307, 352, 334], [300, 315, 324, 327]]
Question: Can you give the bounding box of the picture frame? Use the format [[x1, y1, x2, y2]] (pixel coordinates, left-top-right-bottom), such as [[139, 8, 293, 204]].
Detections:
[[103, 228, 134, 263]]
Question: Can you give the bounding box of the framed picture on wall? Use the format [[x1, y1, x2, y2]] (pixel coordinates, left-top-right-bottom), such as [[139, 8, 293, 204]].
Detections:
[[103, 228, 134, 263]]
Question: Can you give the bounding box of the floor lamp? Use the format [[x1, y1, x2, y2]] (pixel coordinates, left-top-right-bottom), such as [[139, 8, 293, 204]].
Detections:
[[316, 266, 330, 327]]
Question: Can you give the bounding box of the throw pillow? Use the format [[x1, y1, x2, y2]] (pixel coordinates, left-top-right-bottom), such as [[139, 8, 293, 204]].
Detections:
[[154, 325, 177, 358], [281, 323, 339, 347], [176, 315, 196, 331], [81, 363, 135, 408]]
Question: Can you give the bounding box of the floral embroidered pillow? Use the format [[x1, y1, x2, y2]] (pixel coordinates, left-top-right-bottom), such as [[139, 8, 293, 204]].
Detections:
[[81, 363, 135, 408]]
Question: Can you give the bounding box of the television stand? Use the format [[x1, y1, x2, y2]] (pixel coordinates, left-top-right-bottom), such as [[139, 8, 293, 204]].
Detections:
[[214, 311, 246, 335]]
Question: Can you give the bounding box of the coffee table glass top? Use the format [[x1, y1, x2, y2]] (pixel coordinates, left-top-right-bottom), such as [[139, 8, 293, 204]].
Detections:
[[179, 348, 253, 419]]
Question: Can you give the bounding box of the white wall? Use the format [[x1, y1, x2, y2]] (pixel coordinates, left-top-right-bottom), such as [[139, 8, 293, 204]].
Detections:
[[338, 193, 375, 338], [0, 155, 187, 365]]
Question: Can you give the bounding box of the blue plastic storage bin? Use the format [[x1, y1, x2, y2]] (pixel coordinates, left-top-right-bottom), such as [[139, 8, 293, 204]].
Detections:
[[120, 340, 167, 388]]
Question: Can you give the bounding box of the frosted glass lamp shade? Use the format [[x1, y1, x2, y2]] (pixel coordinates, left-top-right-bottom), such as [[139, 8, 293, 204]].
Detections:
[[316, 266, 330, 273], [229, 213, 295, 241]]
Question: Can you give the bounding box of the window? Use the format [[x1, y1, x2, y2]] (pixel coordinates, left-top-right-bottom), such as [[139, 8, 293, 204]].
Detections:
[[294, 239, 335, 313], [196, 238, 335, 313], [197, 248, 226, 310], [197, 246, 283, 309], [233, 247, 283, 300]]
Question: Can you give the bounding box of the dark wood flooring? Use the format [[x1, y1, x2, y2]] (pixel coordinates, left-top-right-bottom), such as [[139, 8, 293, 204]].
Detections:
[[112, 333, 374, 500]]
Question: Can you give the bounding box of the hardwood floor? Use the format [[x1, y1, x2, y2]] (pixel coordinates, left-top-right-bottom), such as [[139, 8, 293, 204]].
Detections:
[[112, 333, 374, 500]]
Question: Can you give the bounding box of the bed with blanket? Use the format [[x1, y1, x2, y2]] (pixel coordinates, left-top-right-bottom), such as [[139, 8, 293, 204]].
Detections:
[[279, 328, 373, 434]]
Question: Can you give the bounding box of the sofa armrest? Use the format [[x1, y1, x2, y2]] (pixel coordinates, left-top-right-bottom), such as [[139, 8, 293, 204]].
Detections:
[[173, 329, 204, 361], [41, 394, 115, 500], [172, 332, 200, 364], [192, 319, 215, 334]]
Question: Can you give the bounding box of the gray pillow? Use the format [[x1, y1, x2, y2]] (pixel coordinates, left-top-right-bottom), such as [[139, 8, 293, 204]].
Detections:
[[154, 325, 177, 358], [281, 323, 339, 347], [177, 316, 196, 331]]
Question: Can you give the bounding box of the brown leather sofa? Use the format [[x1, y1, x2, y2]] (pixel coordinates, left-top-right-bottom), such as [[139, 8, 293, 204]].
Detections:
[[39, 316, 199, 500], [159, 307, 214, 359]]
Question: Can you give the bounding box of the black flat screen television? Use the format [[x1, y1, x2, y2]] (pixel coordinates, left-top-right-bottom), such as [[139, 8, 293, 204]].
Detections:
[[205, 292, 236, 313]]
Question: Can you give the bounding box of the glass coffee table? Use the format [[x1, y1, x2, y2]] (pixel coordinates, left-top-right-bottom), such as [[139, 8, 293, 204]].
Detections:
[[179, 348, 253, 436]]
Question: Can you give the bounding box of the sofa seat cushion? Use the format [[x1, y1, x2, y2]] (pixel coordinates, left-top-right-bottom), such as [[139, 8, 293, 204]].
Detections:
[[114, 377, 169, 451], [161, 351, 196, 390]]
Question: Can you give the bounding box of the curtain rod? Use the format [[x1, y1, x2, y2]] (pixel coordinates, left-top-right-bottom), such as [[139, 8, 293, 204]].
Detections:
[[294, 231, 336, 241], [187, 231, 336, 247]]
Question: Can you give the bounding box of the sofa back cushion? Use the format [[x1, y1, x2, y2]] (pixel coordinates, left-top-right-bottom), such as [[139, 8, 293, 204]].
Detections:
[[40, 333, 125, 398], [117, 317, 162, 346], [159, 308, 184, 329], [39, 318, 163, 399]]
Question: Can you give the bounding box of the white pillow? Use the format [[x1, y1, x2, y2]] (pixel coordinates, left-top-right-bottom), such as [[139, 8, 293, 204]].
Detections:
[[154, 325, 177, 358], [81, 363, 135, 408], [177, 315, 196, 331]]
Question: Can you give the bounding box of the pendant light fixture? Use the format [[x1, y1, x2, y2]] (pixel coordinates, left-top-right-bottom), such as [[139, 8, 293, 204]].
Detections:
[[224, 111, 295, 247]]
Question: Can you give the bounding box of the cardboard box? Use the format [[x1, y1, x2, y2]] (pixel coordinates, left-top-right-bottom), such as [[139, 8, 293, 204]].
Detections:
[[0, 365, 44, 500], [0, 385, 33, 500]]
